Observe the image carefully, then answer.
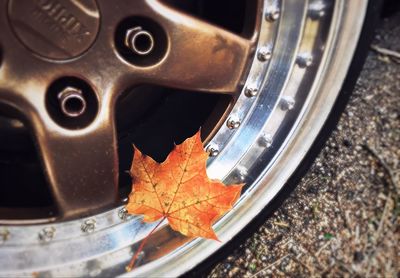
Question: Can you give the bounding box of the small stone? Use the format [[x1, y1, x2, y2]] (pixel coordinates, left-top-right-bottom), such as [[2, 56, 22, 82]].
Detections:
[[228, 267, 240, 277]]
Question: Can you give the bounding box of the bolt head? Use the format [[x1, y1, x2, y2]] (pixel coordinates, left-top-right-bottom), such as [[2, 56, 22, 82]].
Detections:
[[258, 134, 273, 148], [297, 53, 313, 68], [258, 46, 272, 62], [265, 8, 280, 21], [38, 227, 55, 242], [245, 86, 258, 98], [280, 96, 295, 111], [81, 219, 97, 233], [118, 207, 129, 221], [206, 145, 220, 157], [309, 1, 326, 20], [227, 116, 241, 129], [235, 165, 248, 183]]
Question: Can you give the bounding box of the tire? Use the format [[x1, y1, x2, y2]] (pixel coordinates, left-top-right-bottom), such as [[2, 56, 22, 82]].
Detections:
[[0, 0, 382, 277]]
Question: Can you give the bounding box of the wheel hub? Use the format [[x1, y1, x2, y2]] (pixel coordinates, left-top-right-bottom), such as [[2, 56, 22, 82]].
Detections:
[[8, 0, 100, 60]]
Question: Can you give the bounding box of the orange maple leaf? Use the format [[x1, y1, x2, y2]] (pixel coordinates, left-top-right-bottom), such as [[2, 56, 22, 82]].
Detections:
[[125, 131, 243, 269]]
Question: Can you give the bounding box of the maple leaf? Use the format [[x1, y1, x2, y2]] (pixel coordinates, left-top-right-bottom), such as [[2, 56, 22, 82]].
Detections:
[[125, 132, 243, 270], [127, 131, 243, 239]]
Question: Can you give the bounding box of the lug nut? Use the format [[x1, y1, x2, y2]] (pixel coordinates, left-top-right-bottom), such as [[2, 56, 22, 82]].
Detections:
[[58, 87, 87, 118], [125, 27, 155, 56]]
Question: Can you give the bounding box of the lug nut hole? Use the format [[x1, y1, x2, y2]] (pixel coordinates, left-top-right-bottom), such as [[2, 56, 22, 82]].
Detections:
[[46, 77, 98, 129]]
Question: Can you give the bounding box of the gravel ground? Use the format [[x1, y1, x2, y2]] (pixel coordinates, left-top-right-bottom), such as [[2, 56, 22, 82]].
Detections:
[[209, 12, 400, 278]]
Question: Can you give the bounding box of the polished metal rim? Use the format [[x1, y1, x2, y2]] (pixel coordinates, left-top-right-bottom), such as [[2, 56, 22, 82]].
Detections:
[[0, 0, 368, 276]]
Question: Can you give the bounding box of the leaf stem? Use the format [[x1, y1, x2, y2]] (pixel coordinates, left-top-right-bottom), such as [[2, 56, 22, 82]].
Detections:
[[126, 217, 166, 272]]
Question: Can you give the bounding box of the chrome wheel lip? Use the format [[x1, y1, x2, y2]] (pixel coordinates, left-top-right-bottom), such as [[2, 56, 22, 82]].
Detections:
[[0, 0, 368, 277]]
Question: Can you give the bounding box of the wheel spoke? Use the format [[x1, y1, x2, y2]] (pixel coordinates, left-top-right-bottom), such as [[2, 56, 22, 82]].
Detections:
[[0, 83, 119, 219], [141, 0, 254, 94], [34, 120, 119, 219], [0, 0, 256, 220]]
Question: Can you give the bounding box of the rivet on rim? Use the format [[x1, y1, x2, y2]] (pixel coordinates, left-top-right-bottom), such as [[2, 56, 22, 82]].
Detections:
[[245, 85, 259, 98], [235, 165, 248, 183], [206, 144, 220, 157], [258, 133, 273, 148], [280, 96, 295, 111], [227, 116, 241, 129], [265, 6, 280, 21], [81, 219, 97, 234], [296, 53, 313, 68], [0, 228, 10, 244], [38, 227, 56, 243], [257, 46, 272, 62], [118, 207, 129, 221], [309, 1, 326, 20]]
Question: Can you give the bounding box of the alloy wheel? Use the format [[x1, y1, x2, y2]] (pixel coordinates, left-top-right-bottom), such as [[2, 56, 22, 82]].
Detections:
[[0, 0, 368, 276]]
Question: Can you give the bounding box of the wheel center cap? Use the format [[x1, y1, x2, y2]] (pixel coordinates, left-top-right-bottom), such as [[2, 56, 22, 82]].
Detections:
[[8, 0, 100, 60]]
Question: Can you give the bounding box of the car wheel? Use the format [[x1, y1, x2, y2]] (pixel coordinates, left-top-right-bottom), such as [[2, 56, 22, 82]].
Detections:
[[0, 0, 381, 277]]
